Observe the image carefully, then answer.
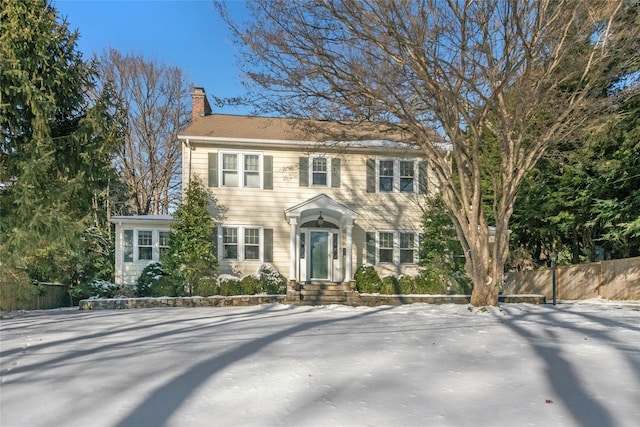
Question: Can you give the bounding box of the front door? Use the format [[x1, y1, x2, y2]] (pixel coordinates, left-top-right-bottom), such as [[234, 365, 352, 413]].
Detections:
[[310, 231, 329, 280]]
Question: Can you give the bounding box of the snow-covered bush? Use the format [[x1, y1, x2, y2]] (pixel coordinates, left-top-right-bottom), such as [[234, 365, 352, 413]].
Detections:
[[135, 263, 183, 297], [70, 279, 118, 301], [257, 263, 287, 294], [217, 274, 240, 296]]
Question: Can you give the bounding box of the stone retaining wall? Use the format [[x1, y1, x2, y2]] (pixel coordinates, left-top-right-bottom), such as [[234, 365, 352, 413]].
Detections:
[[349, 293, 545, 306], [80, 293, 545, 310], [79, 295, 286, 310]]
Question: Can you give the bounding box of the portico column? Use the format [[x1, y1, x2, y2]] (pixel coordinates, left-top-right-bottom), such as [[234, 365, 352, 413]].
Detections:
[[345, 219, 353, 282], [288, 217, 298, 281]]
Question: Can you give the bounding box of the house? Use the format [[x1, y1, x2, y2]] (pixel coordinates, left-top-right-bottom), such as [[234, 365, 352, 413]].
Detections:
[[111, 87, 435, 291]]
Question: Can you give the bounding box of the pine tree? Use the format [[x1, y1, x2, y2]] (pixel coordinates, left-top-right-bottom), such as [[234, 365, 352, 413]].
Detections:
[[163, 177, 217, 296], [0, 0, 122, 287]]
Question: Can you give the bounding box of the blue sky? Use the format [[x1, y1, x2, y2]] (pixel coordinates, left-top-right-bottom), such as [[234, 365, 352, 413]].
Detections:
[[53, 0, 252, 115]]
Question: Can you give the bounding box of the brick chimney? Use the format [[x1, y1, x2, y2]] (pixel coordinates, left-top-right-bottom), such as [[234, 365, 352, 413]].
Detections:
[[190, 87, 212, 122]]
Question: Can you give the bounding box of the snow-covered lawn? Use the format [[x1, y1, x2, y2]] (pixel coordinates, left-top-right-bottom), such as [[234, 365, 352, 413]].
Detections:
[[1, 302, 639, 427]]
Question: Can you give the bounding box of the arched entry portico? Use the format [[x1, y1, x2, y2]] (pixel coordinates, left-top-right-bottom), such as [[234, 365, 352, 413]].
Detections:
[[284, 194, 357, 284]]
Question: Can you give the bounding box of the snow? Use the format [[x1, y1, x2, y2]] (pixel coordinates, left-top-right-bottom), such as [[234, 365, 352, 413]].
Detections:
[[1, 302, 639, 427]]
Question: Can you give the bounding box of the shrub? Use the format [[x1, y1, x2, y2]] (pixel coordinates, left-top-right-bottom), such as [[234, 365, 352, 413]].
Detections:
[[414, 270, 447, 294], [257, 263, 287, 294], [380, 275, 399, 294], [0, 268, 39, 311], [69, 279, 119, 302], [240, 275, 262, 295], [217, 275, 240, 296], [354, 264, 382, 293], [397, 275, 418, 294], [135, 263, 183, 297], [194, 277, 219, 297]]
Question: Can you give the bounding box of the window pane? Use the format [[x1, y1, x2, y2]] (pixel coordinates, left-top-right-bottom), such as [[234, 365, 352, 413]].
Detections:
[[379, 177, 393, 192], [223, 171, 238, 186], [379, 232, 394, 263], [245, 245, 259, 260], [223, 154, 238, 170], [400, 161, 414, 192], [223, 227, 238, 260], [222, 154, 238, 187], [224, 245, 238, 259], [312, 157, 327, 172], [244, 155, 259, 171], [159, 231, 170, 261], [379, 160, 394, 192], [400, 249, 414, 264], [379, 249, 394, 263], [312, 157, 328, 186], [244, 228, 260, 245], [138, 230, 152, 246], [139, 247, 152, 260], [312, 172, 327, 186], [244, 171, 260, 187], [159, 231, 170, 246], [379, 232, 394, 249], [223, 228, 238, 243], [400, 232, 414, 249], [123, 230, 133, 262]]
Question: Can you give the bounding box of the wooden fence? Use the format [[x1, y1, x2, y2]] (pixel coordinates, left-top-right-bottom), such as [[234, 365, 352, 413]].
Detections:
[[0, 282, 71, 312], [503, 256, 640, 301]]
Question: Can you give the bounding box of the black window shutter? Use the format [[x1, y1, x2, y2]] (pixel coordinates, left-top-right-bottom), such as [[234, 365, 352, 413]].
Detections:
[[299, 157, 309, 187], [366, 232, 376, 264], [366, 159, 376, 193], [264, 229, 273, 262], [419, 160, 428, 194], [263, 155, 273, 189], [208, 152, 218, 187], [331, 158, 341, 188]]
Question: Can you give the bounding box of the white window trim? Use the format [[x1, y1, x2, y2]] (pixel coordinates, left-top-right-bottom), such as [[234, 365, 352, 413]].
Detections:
[[219, 151, 263, 189], [376, 230, 419, 265], [219, 225, 264, 261], [123, 228, 170, 263], [376, 158, 418, 193], [309, 154, 332, 187]]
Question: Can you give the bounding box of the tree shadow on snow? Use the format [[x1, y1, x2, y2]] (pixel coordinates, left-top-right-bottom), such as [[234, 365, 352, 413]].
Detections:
[[115, 306, 393, 427], [499, 305, 639, 427]]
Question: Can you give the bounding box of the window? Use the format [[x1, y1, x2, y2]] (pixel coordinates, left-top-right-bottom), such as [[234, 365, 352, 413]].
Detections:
[[222, 153, 238, 187], [244, 154, 260, 188], [123, 230, 133, 262], [370, 159, 421, 193], [138, 231, 153, 260], [367, 231, 418, 265], [379, 232, 394, 263], [400, 232, 415, 264], [300, 156, 340, 188], [159, 231, 170, 261], [312, 157, 328, 186], [220, 152, 262, 188], [222, 226, 265, 261], [223, 227, 238, 259], [399, 161, 414, 192], [244, 228, 260, 260], [379, 160, 394, 192]]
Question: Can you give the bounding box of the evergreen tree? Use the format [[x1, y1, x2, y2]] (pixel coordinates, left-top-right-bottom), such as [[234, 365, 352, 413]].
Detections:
[[163, 177, 217, 296], [0, 0, 123, 288]]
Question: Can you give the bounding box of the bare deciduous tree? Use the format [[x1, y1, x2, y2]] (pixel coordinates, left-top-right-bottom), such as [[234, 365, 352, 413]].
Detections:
[[219, 0, 635, 306], [97, 49, 190, 215]]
